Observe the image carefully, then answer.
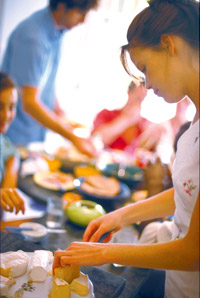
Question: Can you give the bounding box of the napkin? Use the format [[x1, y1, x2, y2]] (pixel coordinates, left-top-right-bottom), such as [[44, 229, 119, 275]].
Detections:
[[20, 157, 49, 177]]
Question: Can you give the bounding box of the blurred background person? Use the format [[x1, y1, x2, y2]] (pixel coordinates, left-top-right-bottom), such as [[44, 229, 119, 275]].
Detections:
[[91, 79, 148, 154], [1, 0, 98, 157]]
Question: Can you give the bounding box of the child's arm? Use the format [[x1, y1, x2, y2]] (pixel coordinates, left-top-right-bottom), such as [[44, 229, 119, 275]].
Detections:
[[1, 155, 20, 188]]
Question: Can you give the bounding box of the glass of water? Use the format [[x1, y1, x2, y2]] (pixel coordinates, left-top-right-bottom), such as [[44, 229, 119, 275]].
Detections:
[[46, 197, 64, 228]]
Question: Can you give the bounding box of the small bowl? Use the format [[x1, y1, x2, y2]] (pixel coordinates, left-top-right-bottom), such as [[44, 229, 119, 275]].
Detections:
[[101, 163, 143, 188], [19, 222, 48, 243], [65, 200, 106, 227]]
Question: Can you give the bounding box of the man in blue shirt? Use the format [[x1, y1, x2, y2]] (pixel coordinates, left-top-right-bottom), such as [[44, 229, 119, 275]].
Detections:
[[1, 0, 97, 157]]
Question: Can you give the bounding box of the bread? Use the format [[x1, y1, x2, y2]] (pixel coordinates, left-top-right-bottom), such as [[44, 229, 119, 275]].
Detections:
[[81, 175, 120, 196]]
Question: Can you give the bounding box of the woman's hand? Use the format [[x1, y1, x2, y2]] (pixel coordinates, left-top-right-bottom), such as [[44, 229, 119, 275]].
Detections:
[[0, 188, 25, 214], [83, 211, 122, 243], [53, 242, 109, 271]]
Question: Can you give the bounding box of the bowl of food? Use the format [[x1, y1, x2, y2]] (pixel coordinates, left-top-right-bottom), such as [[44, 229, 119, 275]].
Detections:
[[64, 200, 106, 227], [74, 175, 131, 205], [19, 222, 48, 242], [100, 163, 143, 189]]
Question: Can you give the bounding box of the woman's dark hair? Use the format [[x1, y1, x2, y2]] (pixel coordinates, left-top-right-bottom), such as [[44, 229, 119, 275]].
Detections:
[[0, 72, 16, 91], [49, 0, 98, 11], [120, 0, 199, 76]]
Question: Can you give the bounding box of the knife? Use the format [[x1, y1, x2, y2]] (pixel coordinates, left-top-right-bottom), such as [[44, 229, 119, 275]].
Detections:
[[98, 231, 113, 243], [5, 226, 66, 234]]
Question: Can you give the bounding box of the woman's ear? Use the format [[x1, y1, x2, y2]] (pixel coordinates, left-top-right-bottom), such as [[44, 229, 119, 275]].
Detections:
[[160, 34, 175, 56]]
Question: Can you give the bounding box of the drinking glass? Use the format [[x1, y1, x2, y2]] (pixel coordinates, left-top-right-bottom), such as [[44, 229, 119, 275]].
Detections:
[[46, 197, 64, 228]]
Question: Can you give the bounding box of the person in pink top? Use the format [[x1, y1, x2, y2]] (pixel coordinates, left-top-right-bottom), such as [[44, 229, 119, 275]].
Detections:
[[92, 79, 148, 153], [53, 1, 199, 297]]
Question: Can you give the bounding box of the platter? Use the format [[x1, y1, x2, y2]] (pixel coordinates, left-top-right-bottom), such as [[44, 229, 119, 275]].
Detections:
[[4, 252, 94, 298], [75, 178, 131, 202], [33, 171, 75, 191], [100, 163, 143, 188]]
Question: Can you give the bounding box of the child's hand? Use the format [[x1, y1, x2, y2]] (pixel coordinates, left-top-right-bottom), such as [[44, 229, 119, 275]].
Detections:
[[0, 188, 25, 214]]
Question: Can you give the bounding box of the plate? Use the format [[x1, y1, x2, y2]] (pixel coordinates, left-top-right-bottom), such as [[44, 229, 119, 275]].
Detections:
[[33, 171, 75, 191], [47, 145, 92, 170], [7, 252, 94, 298], [100, 163, 143, 188], [74, 178, 131, 202]]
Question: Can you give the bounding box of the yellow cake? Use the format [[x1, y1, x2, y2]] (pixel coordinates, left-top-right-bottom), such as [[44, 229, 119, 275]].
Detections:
[[49, 277, 70, 298], [70, 272, 89, 296], [54, 265, 80, 284]]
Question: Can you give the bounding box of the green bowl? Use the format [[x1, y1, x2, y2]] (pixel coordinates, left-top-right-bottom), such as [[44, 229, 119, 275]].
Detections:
[[65, 200, 106, 227], [102, 163, 143, 188]]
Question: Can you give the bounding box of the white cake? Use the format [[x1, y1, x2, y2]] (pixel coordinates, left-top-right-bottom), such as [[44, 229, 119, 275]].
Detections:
[[0, 250, 29, 278], [29, 250, 53, 282], [0, 275, 16, 296]]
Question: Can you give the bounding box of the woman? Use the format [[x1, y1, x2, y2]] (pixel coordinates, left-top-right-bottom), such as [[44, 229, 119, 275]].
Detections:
[[53, 1, 199, 297]]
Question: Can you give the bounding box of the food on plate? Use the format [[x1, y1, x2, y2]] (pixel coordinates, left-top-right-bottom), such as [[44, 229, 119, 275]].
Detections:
[[49, 277, 71, 298], [81, 175, 120, 196], [74, 165, 100, 177], [42, 154, 62, 171], [33, 171, 75, 191], [0, 275, 16, 296], [54, 265, 80, 284], [54, 145, 90, 163], [70, 272, 89, 296], [49, 265, 89, 298], [0, 250, 29, 278], [29, 250, 53, 282], [62, 192, 82, 210]]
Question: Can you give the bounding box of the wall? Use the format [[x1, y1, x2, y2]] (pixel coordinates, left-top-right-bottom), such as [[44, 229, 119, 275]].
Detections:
[[0, 0, 48, 63]]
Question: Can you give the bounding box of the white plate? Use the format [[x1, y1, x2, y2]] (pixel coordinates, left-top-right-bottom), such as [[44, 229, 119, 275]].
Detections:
[[8, 252, 94, 298], [33, 171, 75, 191]]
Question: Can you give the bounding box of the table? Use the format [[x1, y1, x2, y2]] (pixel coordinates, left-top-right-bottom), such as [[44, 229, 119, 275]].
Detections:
[[15, 175, 152, 297]]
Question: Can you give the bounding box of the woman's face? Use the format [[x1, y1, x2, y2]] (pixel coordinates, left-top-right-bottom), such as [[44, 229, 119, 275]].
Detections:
[[129, 45, 187, 104], [0, 87, 17, 134]]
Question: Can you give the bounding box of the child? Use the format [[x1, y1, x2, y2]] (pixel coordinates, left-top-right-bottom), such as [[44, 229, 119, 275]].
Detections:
[[53, 1, 199, 297], [0, 72, 25, 214]]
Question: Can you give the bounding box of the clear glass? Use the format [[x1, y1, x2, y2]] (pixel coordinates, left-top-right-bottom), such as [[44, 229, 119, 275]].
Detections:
[[46, 197, 64, 228]]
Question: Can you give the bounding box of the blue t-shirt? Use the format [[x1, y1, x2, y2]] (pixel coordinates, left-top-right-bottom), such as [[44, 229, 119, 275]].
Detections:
[[0, 134, 19, 185], [1, 7, 66, 145]]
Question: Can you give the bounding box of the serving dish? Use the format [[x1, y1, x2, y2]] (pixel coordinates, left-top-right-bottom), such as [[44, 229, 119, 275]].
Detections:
[[65, 200, 106, 227], [74, 178, 131, 204], [33, 171, 75, 192], [100, 163, 143, 188], [3, 252, 94, 298]]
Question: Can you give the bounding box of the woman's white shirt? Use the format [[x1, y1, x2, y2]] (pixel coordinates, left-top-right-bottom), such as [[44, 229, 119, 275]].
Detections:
[[165, 120, 199, 298]]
